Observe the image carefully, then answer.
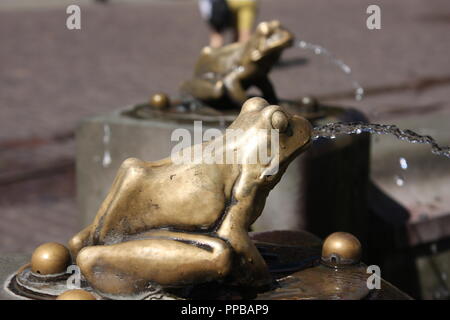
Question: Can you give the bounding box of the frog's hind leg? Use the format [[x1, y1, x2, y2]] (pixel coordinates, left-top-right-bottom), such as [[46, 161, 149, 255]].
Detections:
[[76, 233, 233, 296], [88, 157, 150, 244], [68, 224, 93, 260], [69, 158, 147, 260]]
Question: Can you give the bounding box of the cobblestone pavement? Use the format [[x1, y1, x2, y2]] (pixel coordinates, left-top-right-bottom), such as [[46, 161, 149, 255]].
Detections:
[[0, 0, 449, 254]]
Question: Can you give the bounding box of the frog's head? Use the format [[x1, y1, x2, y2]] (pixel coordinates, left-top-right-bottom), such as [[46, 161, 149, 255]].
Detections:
[[248, 20, 294, 62], [228, 97, 312, 187]]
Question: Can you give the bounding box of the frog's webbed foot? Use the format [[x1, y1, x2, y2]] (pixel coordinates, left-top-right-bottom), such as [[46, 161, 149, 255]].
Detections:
[[76, 230, 233, 296]]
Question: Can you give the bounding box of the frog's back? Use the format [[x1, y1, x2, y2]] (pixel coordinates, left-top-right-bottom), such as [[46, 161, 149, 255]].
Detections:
[[194, 43, 246, 75], [90, 156, 231, 245]]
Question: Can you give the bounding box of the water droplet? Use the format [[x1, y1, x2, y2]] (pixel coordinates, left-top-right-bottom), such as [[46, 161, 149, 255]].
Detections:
[[430, 243, 438, 254], [355, 128, 362, 134], [355, 87, 364, 100], [102, 150, 112, 168], [103, 124, 111, 144], [394, 175, 405, 187], [399, 157, 408, 170], [342, 64, 351, 74]]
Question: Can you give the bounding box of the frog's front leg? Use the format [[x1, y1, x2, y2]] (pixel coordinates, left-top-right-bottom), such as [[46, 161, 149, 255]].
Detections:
[[76, 230, 233, 295], [216, 181, 272, 287], [220, 227, 272, 287], [254, 76, 278, 104], [223, 65, 258, 106]]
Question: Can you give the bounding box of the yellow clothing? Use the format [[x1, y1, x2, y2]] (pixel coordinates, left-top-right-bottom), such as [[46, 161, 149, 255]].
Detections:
[[227, 0, 258, 32]]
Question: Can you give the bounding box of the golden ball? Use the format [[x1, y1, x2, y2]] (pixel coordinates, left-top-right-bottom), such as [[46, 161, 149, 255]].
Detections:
[[31, 242, 71, 275], [56, 289, 96, 300], [150, 93, 170, 109], [300, 96, 318, 112], [321, 232, 362, 267]]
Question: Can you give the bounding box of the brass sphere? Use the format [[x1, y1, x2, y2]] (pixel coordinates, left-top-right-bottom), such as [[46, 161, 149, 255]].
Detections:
[[56, 289, 96, 300], [321, 232, 362, 267], [150, 93, 170, 109], [300, 96, 318, 112], [31, 242, 71, 275]]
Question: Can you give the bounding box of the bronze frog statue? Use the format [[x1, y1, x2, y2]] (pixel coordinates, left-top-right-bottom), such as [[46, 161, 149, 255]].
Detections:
[[68, 98, 312, 296], [180, 20, 294, 109]]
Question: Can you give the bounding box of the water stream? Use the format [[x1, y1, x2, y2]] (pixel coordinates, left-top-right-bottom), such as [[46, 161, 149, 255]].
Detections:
[[296, 40, 364, 101], [313, 122, 450, 159]]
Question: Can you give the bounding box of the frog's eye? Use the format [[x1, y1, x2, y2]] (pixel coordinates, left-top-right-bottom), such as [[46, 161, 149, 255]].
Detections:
[[271, 111, 289, 132], [257, 22, 270, 36]]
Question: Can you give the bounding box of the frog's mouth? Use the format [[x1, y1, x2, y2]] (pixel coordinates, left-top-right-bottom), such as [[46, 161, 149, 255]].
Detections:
[[264, 31, 294, 52]]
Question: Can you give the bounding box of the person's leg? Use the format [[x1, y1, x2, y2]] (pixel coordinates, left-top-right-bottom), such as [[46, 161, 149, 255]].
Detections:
[[77, 232, 232, 295], [227, 0, 240, 42], [210, 30, 224, 48], [235, 0, 258, 43]]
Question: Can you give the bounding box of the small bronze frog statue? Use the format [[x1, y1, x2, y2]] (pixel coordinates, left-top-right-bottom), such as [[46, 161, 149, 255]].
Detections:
[[68, 98, 312, 296], [180, 21, 294, 109]]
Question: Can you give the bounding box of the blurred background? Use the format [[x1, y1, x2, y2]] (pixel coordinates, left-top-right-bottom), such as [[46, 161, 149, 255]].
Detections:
[[1, 0, 449, 299]]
